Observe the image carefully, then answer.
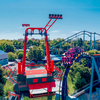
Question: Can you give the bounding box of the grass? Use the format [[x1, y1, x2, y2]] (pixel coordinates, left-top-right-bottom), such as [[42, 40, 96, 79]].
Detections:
[[4, 80, 14, 95], [24, 95, 55, 100], [67, 74, 75, 95]]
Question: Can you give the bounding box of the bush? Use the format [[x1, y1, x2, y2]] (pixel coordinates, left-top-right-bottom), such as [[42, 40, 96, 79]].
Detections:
[[8, 52, 17, 61]]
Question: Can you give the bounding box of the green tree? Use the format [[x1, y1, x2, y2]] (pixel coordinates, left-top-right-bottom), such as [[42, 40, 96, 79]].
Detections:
[[27, 40, 34, 45], [86, 50, 99, 56], [69, 62, 91, 90], [80, 58, 88, 67], [0, 65, 6, 98], [18, 41, 24, 49], [0, 44, 4, 51], [13, 40, 19, 48], [18, 52, 23, 59], [4, 43, 15, 52], [76, 38, 83, 47], [0, 83, 4, 97], [73, 72, 82, 90], [26, 46, 44, 61], [16, 50, 23, 55], [8, 52, 17, 61]]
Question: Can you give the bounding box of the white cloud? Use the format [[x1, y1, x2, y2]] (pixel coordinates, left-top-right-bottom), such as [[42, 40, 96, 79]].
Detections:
[[71, 31, 80, 33]]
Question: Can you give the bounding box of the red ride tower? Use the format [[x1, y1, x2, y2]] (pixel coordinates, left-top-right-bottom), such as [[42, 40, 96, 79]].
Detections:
[[14, 14, 62, 97]]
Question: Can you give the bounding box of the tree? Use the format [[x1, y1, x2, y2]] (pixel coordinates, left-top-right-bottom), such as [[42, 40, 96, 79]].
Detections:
[[16, 50, 23, 55], [26, 46, 44, 61], [73, 72, 82, 90], [4, 43, 15, 52], [86, 50, 99, 56], [0, 40, 15, 52], [18, 41, 24, 49], [13, 40, 19, 48], [18, 52, 23, 59], [27, 40, 34, 45], [0, 44, 4, 51], [69, 62, 91, 90], [76, 38, 83, 47], [0, 83, 4, 97], [8, 52, 17, 61], [80, 58, 88, 67], [0, 65, 6, 98]]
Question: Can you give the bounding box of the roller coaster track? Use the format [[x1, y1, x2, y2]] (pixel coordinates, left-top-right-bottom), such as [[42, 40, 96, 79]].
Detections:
[[49, 30, 100, 52], [61, 47, 90, 100]]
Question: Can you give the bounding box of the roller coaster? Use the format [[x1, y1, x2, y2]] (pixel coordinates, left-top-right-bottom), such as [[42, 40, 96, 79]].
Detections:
[[55, 47, 100, 100], [47, 30, 100, 56]]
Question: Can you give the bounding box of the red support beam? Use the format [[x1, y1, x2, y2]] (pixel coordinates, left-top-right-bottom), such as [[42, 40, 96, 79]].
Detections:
[[22, 35, 27, 75], [46, 19, 57, 32], [42, 19, 52, 33], [45, 33, 51, 72]]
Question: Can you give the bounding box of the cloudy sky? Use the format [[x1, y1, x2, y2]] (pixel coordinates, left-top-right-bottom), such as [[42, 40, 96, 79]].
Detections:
[[0, 0, 100, 40]]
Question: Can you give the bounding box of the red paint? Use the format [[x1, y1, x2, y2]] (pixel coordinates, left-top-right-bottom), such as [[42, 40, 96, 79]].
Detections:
[[22, 35, 27, 75], [42, 78, 47, 82], [93, 54, 100, 56], [28, 81, 56, 92], [25, 28, 45, 34], [46, 19, 57, 32], [45, 35, 51, 72], [22, 24, 30, 27], [33, 79, 38, 83], [51, 60, 54, 72], [25, 69, 47, 75], [22, 15, 62, 74], [18, 62, 21, 74], [42, 19, 52, 33]]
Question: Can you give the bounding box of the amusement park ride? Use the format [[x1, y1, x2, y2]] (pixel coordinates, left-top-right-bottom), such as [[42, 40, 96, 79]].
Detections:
[[13, 14, 63, 97], [7, 14, 100, 100]]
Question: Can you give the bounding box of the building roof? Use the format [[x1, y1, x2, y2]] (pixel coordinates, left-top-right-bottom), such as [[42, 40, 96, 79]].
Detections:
[[43, 54, 62, 61], [0, 50, 7, 55]]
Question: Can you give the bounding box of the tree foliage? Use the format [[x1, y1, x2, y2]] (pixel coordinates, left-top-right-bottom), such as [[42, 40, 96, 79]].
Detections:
[[76, 38, 83, 47], [26, 46, 44, 61], [16, 50, 23, 59], [18, 52, 23, 59], [87, 50, 100, 56], [13, 40, 24, 49], [79, 58, 88, 67], [0, 66, 6, 98], [0, 83, 4, 97], [8, 52, 17, 61], [0, 40, 15, 52], [69, 61, 91, 90], [16, 50, 23, 55]]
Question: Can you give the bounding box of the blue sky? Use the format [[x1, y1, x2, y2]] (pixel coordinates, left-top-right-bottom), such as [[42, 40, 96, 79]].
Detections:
[[0, 0, 100, 40]]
